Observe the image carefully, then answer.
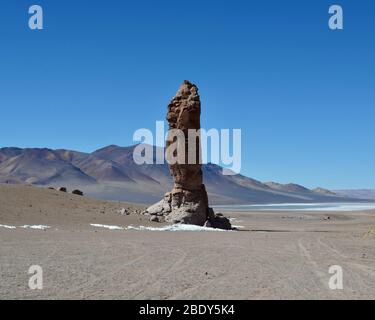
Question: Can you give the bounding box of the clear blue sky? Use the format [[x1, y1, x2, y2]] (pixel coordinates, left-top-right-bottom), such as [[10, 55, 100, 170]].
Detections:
[[1, 0, 374, 189]]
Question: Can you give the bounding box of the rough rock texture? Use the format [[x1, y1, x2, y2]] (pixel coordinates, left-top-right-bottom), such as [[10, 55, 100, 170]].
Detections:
[[145, 80, 232, 229]]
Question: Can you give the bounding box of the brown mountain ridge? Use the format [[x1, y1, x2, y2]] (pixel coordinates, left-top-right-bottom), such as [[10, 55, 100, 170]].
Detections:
[[0, 145, 361, 205]]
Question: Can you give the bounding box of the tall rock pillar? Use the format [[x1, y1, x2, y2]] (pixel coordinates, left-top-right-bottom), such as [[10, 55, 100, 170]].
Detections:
[[145, 80, 231, 229]]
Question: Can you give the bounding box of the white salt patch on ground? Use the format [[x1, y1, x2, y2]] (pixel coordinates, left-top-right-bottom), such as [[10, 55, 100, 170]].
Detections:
[[232, 225, 245, 229], [126, 224, 228, 232], [90, 224, 124, 230], [0, 224, 16, 229], [89, 223, 231, 232], [21, 225, 50, 230]]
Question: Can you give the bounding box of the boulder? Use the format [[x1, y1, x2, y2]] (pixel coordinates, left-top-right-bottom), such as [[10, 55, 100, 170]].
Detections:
[[150, 215, 160, 223], [118, 208, 130, 215], [72, 189, 84, 196], [206, 214, 232, 230]]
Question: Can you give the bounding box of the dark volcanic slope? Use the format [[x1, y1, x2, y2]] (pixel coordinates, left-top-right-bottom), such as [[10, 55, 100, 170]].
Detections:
[[0, 145, 360, 205]]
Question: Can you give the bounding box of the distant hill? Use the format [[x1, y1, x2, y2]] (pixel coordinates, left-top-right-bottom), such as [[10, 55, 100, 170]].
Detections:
[[334, 189, 375, 200], [312, 187, 337, 196], [0, 145, 365, 205], [264, 182, 311, 194]]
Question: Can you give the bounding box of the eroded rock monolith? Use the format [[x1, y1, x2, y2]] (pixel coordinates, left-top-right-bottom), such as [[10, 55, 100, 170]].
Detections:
[[145, 80, 232, 230]]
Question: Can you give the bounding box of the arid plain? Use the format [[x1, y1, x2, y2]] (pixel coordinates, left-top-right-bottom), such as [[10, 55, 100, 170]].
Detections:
[[1, 184, 375, 299]]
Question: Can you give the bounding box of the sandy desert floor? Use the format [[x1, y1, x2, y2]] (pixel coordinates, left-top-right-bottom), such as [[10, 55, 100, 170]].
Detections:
[[1, 184, 375, 299]]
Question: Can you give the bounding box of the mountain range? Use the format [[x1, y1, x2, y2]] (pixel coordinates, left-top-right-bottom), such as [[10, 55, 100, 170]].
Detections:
[[0, 145, 365, 205]]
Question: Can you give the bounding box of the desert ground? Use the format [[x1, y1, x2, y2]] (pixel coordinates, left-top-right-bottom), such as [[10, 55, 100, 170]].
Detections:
[[1, 184, 375, 299]]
